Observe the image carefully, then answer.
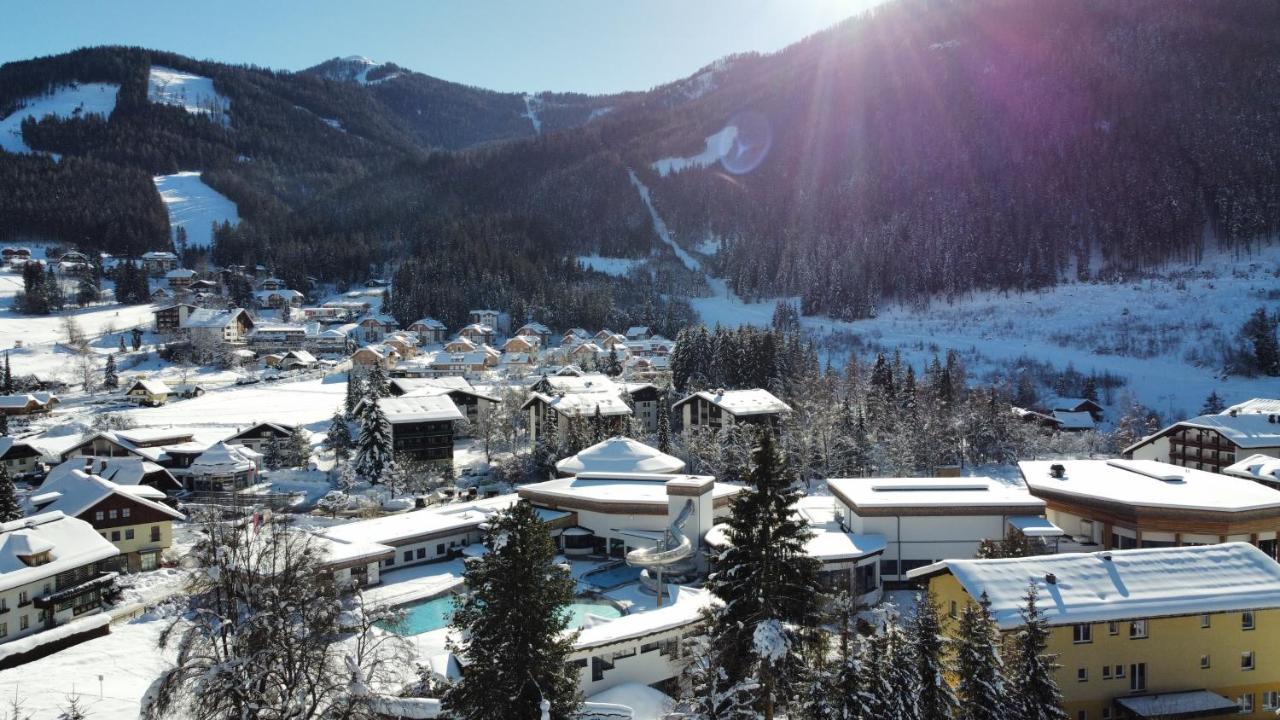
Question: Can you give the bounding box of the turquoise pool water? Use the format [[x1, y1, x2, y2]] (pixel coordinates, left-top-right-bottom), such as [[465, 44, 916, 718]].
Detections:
[[381, 595, 624, 636]]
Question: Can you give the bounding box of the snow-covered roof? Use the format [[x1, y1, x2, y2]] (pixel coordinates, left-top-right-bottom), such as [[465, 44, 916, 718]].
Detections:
[[30, 470, 183, 522], [253, 289, 303, 300], [0, 437, 38, 459], [1224, 453, 1280, 487], [1223, 398, 1280, 416], [554, 437, 685, 476], [1051, 410, 1095, 429], [164, 268, 196, 279], [191, 442, 257, 473], [251, 323, 306, 334], [1126, 413, 1280, 453], [1115, 691, 1239, 719], [409, 318, 446, 329], [0, 512, 119, 593], [141, 251, 177, 259], [523, 391, 633, 417], [908, 543, 1280, 629], [1044, 397, 1101, 411], [182, 308, 249, 329], [675, 389, 792, 417], [357, 313, 396, 326], [519, 473, 741, 509], [829, 476, 1045, 514], [517, 322, 551, 334], [1019, 459, 1280, 513], [390, 376, 472, 393], [42, 457, 178, 491], [126, 379, 171, 395], [375, 395, 464, 424], [320, 495, 552, 547], [310, 532, 394, 566], [574, 587, 714, 650], [283, 350, 318, 363], [0, 394, 56, 409], [625, 326, 650, 336]]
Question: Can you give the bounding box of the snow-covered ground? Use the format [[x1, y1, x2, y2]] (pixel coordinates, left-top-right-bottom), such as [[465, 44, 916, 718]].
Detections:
[[577, 254, 646, 277], [651, 125, 738, 177], [152, 171, 240, 248], [119, 374, 347, 433], [0, 82, 119, 154], [522, 93, 543, 134], [147, 66, 229, 123]]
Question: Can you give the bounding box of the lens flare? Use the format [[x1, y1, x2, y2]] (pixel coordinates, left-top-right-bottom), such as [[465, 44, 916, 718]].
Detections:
[[719, 110, 773, 175]]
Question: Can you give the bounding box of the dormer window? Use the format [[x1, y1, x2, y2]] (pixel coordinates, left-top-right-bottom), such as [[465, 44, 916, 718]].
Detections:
[[18, 550, 52, 567]]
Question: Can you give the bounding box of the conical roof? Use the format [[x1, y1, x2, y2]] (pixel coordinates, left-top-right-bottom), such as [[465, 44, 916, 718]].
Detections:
[[554, 437, 685, 476], [191, 442, 255, 473]]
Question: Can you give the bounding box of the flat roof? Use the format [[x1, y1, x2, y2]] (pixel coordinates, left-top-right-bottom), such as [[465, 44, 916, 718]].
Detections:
[[1020, 459, 1280, 513], [908, 543, 1280, 629], [519, 474, 739, 508], [828, 476, 1045, 514], [320, 495, 560, 546], [376, 395, 464, 424]]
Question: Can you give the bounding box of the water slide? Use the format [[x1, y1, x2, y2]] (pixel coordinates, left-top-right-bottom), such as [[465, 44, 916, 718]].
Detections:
[[624, 500, 695, 606]]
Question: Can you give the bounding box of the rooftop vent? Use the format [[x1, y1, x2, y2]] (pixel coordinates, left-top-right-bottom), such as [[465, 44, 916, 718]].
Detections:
[[1099, 551, 1113, 562], [1045, 573, 1057, 585], [1049, 463, 1066, 479]]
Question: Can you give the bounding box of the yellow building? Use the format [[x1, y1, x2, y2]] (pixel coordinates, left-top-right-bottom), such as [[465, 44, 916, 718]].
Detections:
[[911, 543, 1280, 720]]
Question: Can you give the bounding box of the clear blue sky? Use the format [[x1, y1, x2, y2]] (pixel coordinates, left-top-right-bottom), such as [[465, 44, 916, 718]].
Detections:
[[0, 1, 875, 94]]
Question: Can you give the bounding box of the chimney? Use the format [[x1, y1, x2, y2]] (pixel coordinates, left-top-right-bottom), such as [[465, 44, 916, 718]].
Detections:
[[1045, 573, 1057, 585], [1049, 463, 1066, 479]]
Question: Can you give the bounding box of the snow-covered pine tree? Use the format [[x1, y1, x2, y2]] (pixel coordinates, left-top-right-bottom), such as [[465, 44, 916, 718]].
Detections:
[[263, 435, 284, 471], [1201, 390, 1225, 415], [365, 363, 390, 398], [56, 695, 87, 720], [103, 353, 118, 390], [564, 413, 588, 455], [955, 592, 1010, 720], [443, 501, 580, 720], [1006, 584, 1068, 720], [591, 404, 605, 444], [698, 428, 823, 719], [657, 389, 673, 454], [285, 426, 310, 468], [827, 593, 863, 720], [353, 397, 394, 483], [790, 630, 838, 720], [3, 352, 13, 394], [879, 611, 918, 720], [909, 590, 958, 720], [326, 409, 354, 465], [344, 372, 364, 419], [858, 631, 890, 720], [0, 464, 22, 522]]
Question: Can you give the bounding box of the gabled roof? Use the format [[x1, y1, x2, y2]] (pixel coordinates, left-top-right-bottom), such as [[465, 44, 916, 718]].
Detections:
[[1224, 454, 1280, 487], [1051, 410, 1095, 430], [522, 391, 633, 417], [225, 421, 296, 441], [0, 437, 40, 460], [126, 379, 171, 395], [908, 543, 1280, 629], [1124, 412, 1280, 454], [31, 469, 184, 522], [0, 393, 57, 409], [164, 268, 197, 279], [409, 318, 447, 329], [400, 382, 499, 404], [182, 308, 252, 329], [283, 350, 317, 363], [673, 389, 792, 417], [0, 512, 119, 593], [42, 457, 181, 492]]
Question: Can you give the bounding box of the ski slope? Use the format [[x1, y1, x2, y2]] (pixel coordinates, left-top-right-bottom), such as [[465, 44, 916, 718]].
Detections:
[[651, 126, 738, 177], [147, 66, 229, 123], [522, 94, 542, 134], [0, 83, 119, 154], [153, 172, 240, 248]]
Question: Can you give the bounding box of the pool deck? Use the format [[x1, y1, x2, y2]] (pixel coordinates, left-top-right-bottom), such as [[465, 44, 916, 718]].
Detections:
[[365, 558, 467, 608]]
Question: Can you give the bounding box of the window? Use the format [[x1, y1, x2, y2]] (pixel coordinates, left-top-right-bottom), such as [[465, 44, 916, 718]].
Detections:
[[1201, 613, 1211, 628], [1201, 655, 1211, 669], [150, 525, 161, 542], [437, 543, 446, 556], [1242, 652, 1255, 671], [1129, 620, 1148, 639], [1263, 691, 1280, 711], [125, 529, 134, 540], [949, 601, 957, 618], [18, 591, 27, 606], [111, 531, 121, 541], [122, 508, 130, 518], [1129, 663, 1146, 692], [1114, 664, 1125, 678], [1238, 694, 1254, 714], [1102, 666, 1112, 679], [94, 511, 103, 521], [108, 510, 117, 520], [1073, 624, 1093, 644], [140, 552, 158, 572], [1077, 712, 1087, 720], [18, 616, 27, 631], [1077, 668, 1088, 682], [403, 551, 412, 563], [1242, 611, 1255, 630], [1108, 621, 1119, 636], [0, 623, 6, 637]]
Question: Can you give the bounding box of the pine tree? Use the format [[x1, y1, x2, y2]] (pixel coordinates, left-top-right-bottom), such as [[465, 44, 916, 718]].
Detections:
[[444, 501, 580, 720], [56, 695, 87, 720], [0, 414, 8, 437], [264, 436, 284, 471], [0, 464, 23, 522], [344, 372, 364, 419], [955, 593, 1010, 720], [103, 353, 119, 390], [909, 590, 958, 720], [285, 426, 310, 468], [695, 428, 823, 719], [118, 335, 127, 353], [365, 362, 390, 398], [3, 352, 12, 394], [657, 389, 673, 454], [1007, 584, 1067, 720], [354, 397, 394, 483], [591, 404, 605, 444], [1201, 390, 1225, 415], [326, 410, 354, 465]]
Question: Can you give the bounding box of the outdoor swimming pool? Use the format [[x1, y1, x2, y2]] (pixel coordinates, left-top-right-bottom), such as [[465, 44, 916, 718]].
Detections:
[[381, 594, 625, 636]]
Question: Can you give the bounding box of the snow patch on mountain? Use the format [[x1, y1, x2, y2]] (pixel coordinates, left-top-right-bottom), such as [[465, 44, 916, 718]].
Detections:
[[153, 171, 240, 248], [577, 255, 646, 277], [0, 82, 119, 154], [651, 126, 739, 177], [522, 94, 543, 134], [587, 106, 614, 122], [148, 66, 230, 124]]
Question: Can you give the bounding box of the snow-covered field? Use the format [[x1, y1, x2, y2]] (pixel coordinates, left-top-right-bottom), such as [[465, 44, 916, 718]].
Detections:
[[651, 125, 738, 177], [577, 254, 646, 277], [120, 374, 347, 433], [153, 171, 240, 248], [147, 66, 229, 122], [0, 82, 119, 154]]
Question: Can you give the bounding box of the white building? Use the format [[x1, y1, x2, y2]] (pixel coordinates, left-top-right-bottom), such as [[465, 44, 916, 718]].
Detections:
[[827, 476, 1054, 581], [554, 437, 686, 477], [1124, 401, 1280, 473], [673, 389, 792, 432]]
